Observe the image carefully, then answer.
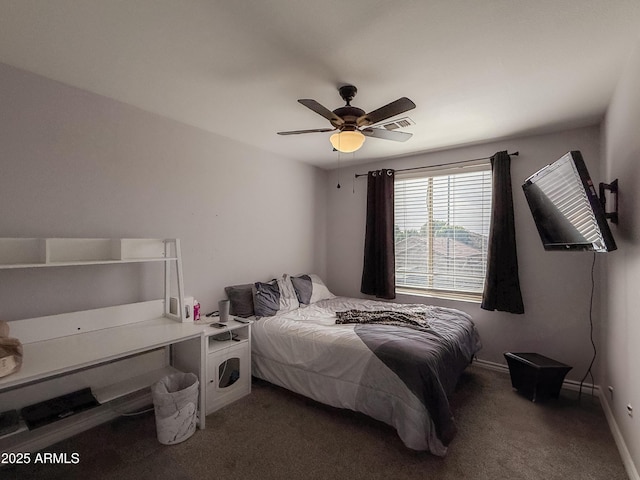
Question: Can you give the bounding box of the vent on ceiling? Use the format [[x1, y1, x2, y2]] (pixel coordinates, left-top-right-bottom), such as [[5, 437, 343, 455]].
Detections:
[[380, 116, 415, 130]]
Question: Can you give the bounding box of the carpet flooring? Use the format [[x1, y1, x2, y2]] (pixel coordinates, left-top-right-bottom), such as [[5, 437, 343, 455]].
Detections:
[[1, 365, 629, 480]]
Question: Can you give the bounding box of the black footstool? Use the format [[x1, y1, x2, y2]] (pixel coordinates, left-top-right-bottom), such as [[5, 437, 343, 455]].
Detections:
[[504, 352, 572, 402]]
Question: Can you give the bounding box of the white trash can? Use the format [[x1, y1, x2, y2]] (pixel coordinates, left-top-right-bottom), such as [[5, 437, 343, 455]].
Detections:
[[151, 372, 199, 445]]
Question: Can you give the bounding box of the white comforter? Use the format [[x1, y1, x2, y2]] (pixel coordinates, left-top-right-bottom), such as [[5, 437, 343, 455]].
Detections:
[[251, 296, 481, 455]]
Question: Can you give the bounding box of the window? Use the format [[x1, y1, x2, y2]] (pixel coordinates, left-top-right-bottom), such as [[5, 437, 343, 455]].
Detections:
[[394, 165, 492, 301]]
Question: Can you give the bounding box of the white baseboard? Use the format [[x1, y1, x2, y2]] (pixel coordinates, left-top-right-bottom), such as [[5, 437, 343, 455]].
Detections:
[[473, 357, 510, 373], [599, 389, 639, 480], [473, 357, 638, 480]]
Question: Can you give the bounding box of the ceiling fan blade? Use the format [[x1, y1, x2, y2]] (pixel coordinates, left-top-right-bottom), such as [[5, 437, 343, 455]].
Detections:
[[277, 128, 336, 135], [358, 97, 416, 126], [361, 128, 413, 142], [298, 99, 345, 126]]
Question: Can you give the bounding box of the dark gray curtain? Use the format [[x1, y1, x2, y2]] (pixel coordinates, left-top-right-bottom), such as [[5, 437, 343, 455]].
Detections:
[[361, 169, 396, 299], [481, 151, 524, 313]]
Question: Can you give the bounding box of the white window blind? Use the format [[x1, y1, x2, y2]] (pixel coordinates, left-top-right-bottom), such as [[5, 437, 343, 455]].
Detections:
[[394, 165, 492, 300]]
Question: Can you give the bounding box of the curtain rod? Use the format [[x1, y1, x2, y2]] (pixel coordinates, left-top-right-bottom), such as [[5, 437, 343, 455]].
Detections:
[[354, 151, 519, 178]]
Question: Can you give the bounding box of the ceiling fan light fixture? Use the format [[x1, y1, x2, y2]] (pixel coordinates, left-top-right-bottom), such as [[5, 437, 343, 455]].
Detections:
[[330, 130, 365, 153]]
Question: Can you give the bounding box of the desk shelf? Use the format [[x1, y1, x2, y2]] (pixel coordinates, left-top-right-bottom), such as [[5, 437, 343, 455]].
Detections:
[[93, 366, 181, 404], [0, 257, 177, 269], [0, 419, 28, 441], [0, 237, 205, 453], [0, 390, 153, 452]]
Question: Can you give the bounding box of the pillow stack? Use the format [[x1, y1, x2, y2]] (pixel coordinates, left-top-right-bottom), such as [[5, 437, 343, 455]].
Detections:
[[224, 274, 334, 319], [252, 275, 299, 317]]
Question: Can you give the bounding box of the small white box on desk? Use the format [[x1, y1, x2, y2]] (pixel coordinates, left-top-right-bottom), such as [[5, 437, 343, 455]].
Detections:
[[170, 296, 194, 322]]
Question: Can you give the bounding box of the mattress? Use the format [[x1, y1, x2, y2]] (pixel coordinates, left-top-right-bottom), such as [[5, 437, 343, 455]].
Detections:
[[251, 296, 481, 455]]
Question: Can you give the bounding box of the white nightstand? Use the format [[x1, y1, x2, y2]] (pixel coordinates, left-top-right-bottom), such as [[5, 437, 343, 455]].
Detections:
[[203, 318, 252, 414]]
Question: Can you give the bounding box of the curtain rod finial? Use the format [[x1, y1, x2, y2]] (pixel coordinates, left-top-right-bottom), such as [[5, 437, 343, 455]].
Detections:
[[511, 151, 519, 156]]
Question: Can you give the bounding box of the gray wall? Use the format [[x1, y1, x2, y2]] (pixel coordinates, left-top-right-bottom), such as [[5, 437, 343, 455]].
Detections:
[[326, 126, 603, 382], [0, 62, 327, 320], [602, 39, 640, 474]]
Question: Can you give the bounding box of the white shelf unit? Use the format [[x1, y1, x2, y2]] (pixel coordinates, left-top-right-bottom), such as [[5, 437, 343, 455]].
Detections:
[[0, 237, 206, 453], [0, 237, 186, 324], [0, 238, 177, 269]]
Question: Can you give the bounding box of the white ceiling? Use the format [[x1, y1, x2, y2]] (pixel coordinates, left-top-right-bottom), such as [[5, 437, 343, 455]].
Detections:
[[1, 1, 639, 169]]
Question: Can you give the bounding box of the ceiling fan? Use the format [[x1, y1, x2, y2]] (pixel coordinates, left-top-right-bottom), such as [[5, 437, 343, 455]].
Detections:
[[277, 85, 416, 153]]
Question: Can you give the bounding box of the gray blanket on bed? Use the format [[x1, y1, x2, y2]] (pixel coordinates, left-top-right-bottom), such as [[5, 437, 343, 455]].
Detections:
[[339, 307, 480, 446], [335, 309, 431, 329]]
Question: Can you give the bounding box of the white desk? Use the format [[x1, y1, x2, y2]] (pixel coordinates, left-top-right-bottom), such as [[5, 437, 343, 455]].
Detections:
[[0, 237, 207, 453], [0, 307, 211, 453], [0, 316, 206, 392]]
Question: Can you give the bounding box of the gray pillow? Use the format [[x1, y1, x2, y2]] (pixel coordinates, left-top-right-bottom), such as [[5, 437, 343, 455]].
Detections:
[[224, 284, 254, 318], [289, 274, 335, 305], [252, 280, 281, 317], [252, 275, 300, 318], [290, 274, 313, 304]]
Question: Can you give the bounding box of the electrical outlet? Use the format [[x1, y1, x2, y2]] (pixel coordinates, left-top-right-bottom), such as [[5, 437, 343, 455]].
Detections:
[[627, 404, 633, 417]]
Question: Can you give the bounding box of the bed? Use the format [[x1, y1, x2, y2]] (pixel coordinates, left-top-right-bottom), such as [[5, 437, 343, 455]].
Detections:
[[225, 275, 481, 456]]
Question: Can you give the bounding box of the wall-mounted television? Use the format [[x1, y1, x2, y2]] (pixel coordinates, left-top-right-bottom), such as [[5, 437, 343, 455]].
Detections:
[[522, 151, 617, 252]]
